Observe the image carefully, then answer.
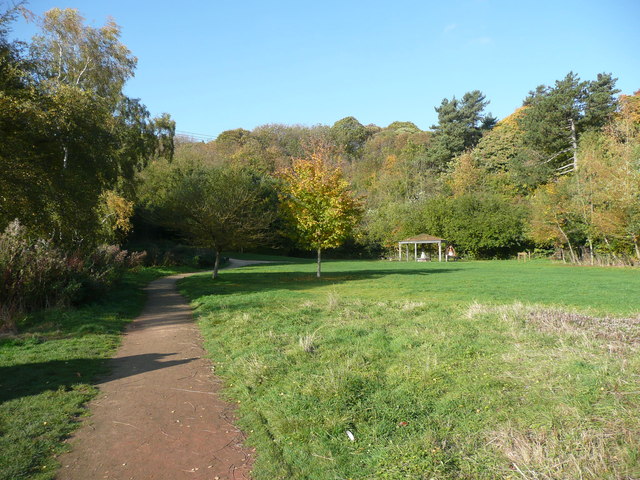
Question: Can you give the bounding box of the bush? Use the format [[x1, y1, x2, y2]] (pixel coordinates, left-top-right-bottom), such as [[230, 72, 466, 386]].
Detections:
[[412, 193, 527, 258], [0, 220, 144, 333]]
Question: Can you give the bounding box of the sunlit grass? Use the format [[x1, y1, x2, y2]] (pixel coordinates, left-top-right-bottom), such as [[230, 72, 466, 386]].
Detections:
[[0, 267, 188, 480], [180, 259, 640, 479]]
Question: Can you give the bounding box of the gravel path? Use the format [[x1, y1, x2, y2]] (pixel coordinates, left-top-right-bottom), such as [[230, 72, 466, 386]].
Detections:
[[56, 261, 270, 480]]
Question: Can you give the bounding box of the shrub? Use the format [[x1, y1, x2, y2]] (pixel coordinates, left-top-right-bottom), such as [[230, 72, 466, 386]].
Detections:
[[0, 220, 143, 333]]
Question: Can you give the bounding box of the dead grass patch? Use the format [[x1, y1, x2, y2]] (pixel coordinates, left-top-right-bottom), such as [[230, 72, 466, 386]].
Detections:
[[490, 425, 637, 479], [467, 302, 640, 354]]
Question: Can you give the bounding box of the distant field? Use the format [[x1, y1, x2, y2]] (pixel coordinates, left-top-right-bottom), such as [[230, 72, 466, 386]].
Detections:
[[180, 259, 640, 480]]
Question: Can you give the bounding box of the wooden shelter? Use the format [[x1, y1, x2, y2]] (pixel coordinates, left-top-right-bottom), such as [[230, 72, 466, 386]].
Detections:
[[398, 234, 445, 262]]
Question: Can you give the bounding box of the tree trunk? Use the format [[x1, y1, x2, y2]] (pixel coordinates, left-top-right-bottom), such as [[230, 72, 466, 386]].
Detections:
[[569, 117, 578, 170], [557, 222, 577, 263], [604, 236, 619, 262], [587, 237, 594, 265], [633, 235, 640, 261], [212, 250, 220, 279], [566, 239, 577, 263], [317, 248, 321, 279]]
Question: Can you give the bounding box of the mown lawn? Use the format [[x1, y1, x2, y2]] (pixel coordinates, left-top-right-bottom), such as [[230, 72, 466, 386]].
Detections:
[[179, 259, 640, 480], [0, 266, 189, 480]]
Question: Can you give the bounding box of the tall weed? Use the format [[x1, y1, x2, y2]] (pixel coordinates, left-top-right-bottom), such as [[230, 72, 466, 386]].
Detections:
[[0, 220, 145, 333]]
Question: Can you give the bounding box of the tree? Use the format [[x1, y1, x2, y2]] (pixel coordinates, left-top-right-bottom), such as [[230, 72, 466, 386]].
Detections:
[[520, 72, 619, 172], [447, 152, 484, 197], [473, 107, 527, 172], [30, 8, 136, 98], [0, 7, 173, 245], [411, 193, 525, 258], [140, 160, 275, 278], [331, 116, 371, 159], [578, 110, 640, 260], [428, 90, 496, 171], [97, 190, 134, 243], [528, 179, 583, 262], [278, 147, 363, 278]]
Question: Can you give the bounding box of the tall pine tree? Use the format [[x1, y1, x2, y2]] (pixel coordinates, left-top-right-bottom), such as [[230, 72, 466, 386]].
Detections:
[[428, 90, 496, 172], [520, 72, 619, 172]]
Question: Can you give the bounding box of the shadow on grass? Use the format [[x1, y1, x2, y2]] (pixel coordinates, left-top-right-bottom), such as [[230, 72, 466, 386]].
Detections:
[[0, 353, 197, 403], [180, 266, 457, 300]]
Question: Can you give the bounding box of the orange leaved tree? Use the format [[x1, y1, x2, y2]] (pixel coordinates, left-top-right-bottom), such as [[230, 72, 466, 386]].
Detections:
[[278, 148, 363, 278]]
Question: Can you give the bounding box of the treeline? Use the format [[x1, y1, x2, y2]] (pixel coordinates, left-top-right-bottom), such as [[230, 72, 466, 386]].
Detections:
[[0, 6, 174, 332], [162, 77, 639, 262], [2, 6, 640, 330]]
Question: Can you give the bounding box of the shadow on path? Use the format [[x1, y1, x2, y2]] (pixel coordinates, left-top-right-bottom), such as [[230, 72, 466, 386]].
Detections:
[[0, 353, 197, 403]]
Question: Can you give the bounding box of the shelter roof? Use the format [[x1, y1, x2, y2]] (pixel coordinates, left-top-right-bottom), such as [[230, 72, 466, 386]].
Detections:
[[398, 234, 445, 243]]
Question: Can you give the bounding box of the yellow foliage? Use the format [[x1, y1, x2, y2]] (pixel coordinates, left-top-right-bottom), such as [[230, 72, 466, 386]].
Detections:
[[383, 154, 398, 172], [277, 147, 363, 251], [495, 105, 528, 129], [99, 190, 134, 239], [448, 152, 482, 197]]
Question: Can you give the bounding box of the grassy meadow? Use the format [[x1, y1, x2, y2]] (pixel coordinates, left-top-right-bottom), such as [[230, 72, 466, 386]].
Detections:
[[179, 258, 640, 480], [0, 267, 188, 480]]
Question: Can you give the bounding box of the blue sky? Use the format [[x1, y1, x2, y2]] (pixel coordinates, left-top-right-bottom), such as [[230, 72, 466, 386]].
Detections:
[[10, 0, 640, 140]]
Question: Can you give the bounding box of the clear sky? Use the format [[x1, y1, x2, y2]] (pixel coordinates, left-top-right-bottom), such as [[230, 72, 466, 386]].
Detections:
[[9, 0, 640, 140]]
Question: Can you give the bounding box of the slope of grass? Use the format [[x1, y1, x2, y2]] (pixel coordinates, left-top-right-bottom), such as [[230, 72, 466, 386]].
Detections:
[[0, 266, 189, 480], [179, 259, 640, 479]]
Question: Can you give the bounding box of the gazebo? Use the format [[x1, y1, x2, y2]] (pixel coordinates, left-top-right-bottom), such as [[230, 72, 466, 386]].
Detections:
[[398, 234, 446, 262]]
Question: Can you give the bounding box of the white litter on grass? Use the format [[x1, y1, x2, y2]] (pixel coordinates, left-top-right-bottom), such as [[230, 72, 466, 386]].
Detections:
[[346, 430, 355, 442]]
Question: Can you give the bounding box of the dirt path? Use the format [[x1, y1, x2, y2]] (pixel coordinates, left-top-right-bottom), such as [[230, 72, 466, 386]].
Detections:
[[57, 261, 272, 480]]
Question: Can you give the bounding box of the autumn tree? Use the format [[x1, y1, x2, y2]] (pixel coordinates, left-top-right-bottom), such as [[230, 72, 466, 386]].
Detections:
[[528, 179, 583, 262], [447, 152, 484, 197], [278, 148, 363, 277], [578, 107, 640, 260], [97, 190, 135, 243]]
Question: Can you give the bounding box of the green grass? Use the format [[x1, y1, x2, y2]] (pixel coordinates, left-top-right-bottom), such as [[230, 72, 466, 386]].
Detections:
[[179, 259, 640, 480], [0, 266, 190, 480]]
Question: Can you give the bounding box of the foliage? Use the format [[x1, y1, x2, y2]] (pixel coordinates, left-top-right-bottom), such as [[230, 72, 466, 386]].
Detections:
[[427, 90, 497, 171], [414, 193, 526, 258], [446, 152, 485, 197], [278, 147, 363, 276], [4, 7, 638, 265], [527, 90, 640, 264], [139, 159, 276, 277], [0, 7, 173, 246], [520, 72, 619, 171], [577, 125, 640, 259], [528, 179, 580, 260], [97, 190, 134, 243], [473, 107, 527, 172], [0, 220, 144, 333], [330, 116, 372, 159], [360, 201, 414, 252]]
